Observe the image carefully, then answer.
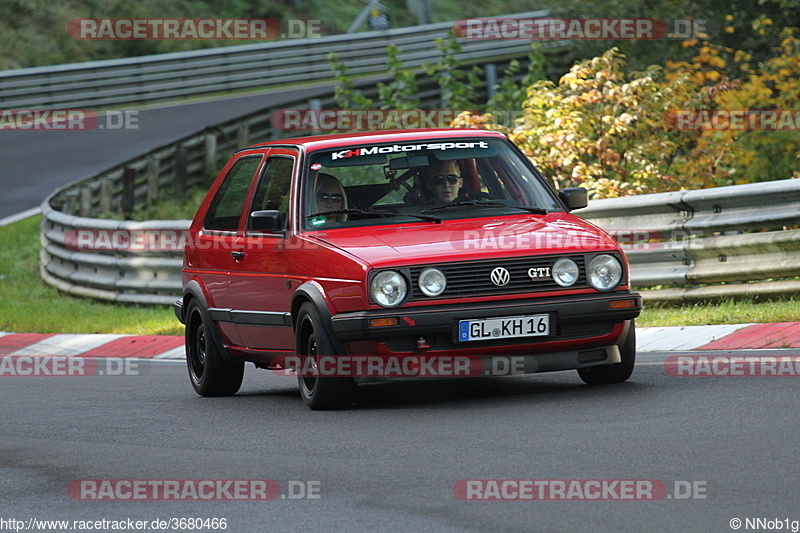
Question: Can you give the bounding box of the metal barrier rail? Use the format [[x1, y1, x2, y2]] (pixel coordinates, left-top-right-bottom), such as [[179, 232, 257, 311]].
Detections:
[[580, 179, 800, 301], [40, 207, 188, 305], [0, 11, 552, 109]]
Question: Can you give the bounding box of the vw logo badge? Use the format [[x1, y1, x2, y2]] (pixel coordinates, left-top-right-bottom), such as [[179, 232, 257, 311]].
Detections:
[[490, 267, 510, 286]]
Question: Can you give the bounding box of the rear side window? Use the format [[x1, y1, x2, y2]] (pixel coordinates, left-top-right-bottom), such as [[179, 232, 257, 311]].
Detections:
[[203, 156, 262, 231]]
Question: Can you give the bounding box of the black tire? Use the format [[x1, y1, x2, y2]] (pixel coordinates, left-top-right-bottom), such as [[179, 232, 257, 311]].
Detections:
[[578, 320, 636, 385], [185, 300, 244, 396], [295, 302, 357, 410]]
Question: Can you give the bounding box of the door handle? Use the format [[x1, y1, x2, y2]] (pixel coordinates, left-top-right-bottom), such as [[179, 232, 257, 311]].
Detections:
[[231, 251, 246, 260]]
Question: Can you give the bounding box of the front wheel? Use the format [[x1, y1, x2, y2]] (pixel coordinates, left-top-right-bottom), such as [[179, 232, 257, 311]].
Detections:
[[295, 302, 357, 410], [577, 320, 636, 385], [185, 300, 244, 396]]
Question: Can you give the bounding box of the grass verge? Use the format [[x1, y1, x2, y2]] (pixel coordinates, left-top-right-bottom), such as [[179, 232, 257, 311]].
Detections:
[[1, 216, 798, 334], [638, 297, 800, 328]]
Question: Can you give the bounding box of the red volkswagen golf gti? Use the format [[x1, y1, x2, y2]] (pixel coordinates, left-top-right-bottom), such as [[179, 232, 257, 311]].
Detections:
[[175, 129, 641, 409]]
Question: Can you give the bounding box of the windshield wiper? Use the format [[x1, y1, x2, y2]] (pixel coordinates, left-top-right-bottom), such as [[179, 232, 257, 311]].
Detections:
[[421, 201, 550, 215], [508, 206, 549, 215], [308, 208, 441, 223], [421, 200, 508, 213]]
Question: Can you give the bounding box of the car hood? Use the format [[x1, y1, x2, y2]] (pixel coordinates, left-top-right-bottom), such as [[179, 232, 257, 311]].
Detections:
[[310, 214, 620, 269]]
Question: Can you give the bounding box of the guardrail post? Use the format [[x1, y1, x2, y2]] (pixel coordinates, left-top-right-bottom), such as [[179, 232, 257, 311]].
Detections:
[[485, 63, 497, 101], [309, 99, 322, 135], [204, 133, 218, 176], [237, 122, 250, 149], [121, 168, 136, 219], [147, 156, 160, 205], [80, 187, 92, 217], [63, 192, 77, 215], [99, 178, 113, 215], [175, 144, 187, 194]]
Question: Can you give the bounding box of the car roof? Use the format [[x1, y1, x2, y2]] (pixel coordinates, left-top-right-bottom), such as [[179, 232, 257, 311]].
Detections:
[[240, 128, 508, 153]]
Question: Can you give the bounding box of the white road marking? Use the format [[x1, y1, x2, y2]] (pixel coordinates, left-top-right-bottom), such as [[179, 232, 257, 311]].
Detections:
[[0, 207, 41, 226]]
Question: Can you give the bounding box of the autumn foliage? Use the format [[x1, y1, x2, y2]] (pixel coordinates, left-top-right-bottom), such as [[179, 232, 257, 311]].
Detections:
[[454, 28, 800, 198]]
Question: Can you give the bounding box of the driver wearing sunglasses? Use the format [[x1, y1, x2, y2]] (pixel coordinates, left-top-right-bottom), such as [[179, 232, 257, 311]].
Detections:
[[423, 160, 463, 204]]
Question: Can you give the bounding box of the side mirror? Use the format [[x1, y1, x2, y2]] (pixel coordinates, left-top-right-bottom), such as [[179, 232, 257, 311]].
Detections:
[[250, 210, 282, 231], [558, 187, 588, 211]]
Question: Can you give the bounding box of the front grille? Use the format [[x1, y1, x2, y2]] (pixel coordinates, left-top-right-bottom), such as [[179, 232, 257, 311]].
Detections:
[[409, 255, 587, 300]]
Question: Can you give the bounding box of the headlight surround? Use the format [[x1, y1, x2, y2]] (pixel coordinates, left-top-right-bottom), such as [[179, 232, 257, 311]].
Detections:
[[552, 258, 580, 287], [588, 254, 623, 291], [370, 270, 408, 307]]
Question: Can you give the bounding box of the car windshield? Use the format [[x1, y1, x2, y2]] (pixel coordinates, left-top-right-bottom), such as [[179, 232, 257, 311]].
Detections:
[[302, 137, 563, 229]]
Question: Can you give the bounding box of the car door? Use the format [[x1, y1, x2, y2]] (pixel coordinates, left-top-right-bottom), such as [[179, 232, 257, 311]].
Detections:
[[190, 153, 265, 346], [227, 150, 298, 356]]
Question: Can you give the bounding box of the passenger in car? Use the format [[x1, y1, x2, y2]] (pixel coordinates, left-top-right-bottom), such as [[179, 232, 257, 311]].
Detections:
[[422, 160, 463, 204], [312, 172, 348, 221]]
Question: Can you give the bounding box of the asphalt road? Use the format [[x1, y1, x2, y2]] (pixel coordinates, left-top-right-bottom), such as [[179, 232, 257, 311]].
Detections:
[[1, 350, 797, 532], [0, 85, 335, 220]]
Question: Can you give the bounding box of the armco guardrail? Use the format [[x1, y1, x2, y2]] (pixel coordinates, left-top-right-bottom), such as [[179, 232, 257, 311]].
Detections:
[[580, 179, 800, 301], [0, 11, 554, 109], [39, 208, 188, 305]]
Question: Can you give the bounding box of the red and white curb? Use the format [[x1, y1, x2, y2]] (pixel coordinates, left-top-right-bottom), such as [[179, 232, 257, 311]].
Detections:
[[637, 322, 800, 351], [2, 322, 800, 358], [0, 332, 184, 360]]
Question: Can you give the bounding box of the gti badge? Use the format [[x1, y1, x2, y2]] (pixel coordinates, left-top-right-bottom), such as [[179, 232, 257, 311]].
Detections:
[[528, 267, 551, 281]]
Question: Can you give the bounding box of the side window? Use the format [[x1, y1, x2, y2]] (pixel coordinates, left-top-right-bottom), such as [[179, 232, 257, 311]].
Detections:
[[204, 156, 262, 231], [249, 156, 295, 230]]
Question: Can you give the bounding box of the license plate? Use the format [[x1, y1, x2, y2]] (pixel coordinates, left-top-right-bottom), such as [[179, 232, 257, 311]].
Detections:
[[458, 314, 550, 342]]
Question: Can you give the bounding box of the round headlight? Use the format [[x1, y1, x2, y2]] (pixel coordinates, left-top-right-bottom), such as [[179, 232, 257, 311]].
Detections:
[[370, 271, 407, 307], [552, 258, 580, 287], [588, 254, 623, 291], [418, 268, 446, 297]]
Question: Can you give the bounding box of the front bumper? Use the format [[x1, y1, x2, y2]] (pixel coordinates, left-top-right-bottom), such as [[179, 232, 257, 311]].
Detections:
[[351, 344, 623, 384], [331, 291, 641, 352]]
